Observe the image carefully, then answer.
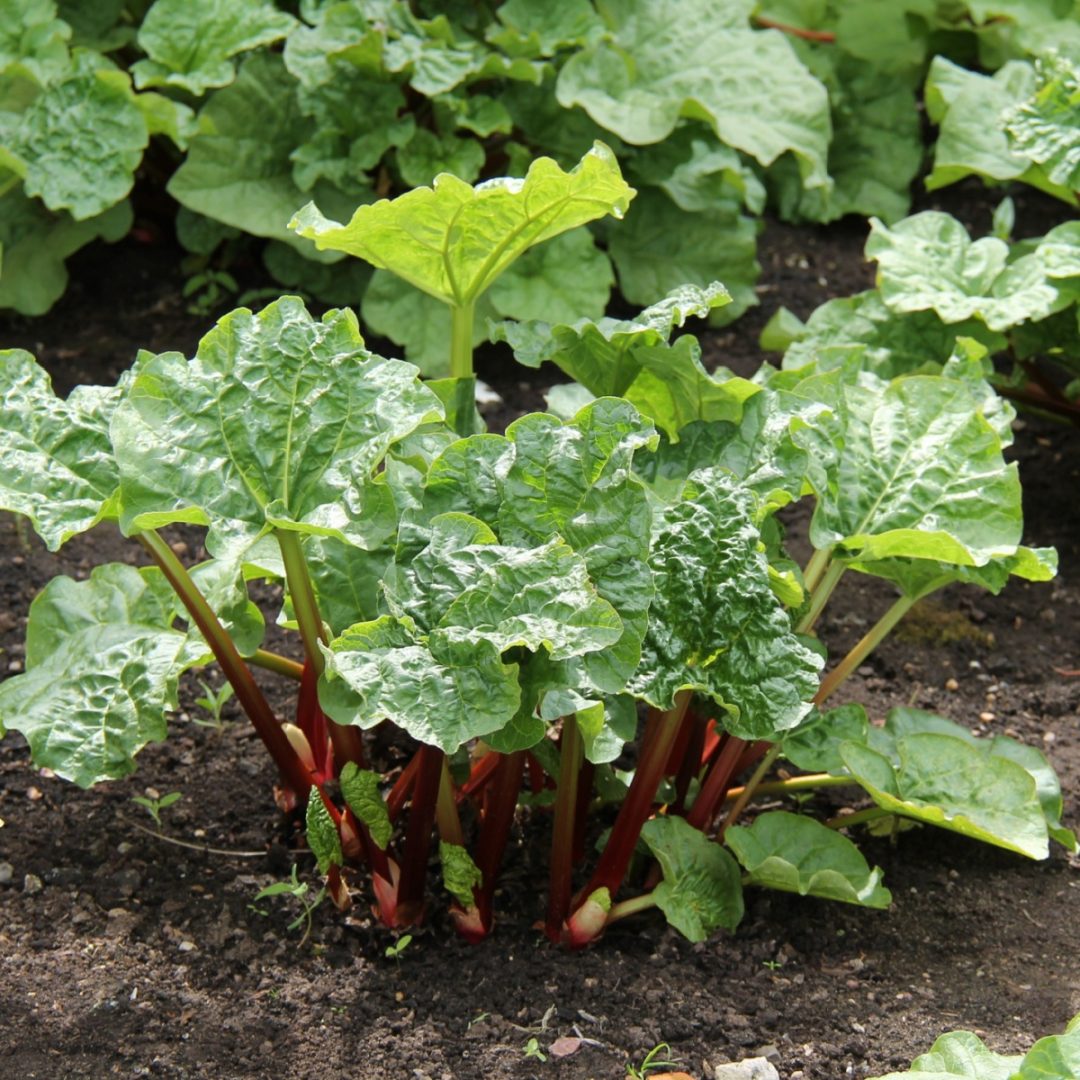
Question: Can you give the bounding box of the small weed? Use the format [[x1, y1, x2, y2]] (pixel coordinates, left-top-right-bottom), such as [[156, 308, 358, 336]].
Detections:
[[131, 790, 182, 830], [627, 1042, 681, 1079], [249, 865, 326, 947], [523, 1037, 547, 1063], [193, 678, 234, 729], [385, 933, 413, 961]]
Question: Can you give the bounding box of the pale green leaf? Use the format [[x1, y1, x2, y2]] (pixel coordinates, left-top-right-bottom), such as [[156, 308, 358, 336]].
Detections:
[[556, 0, 831, 190], [0, 564, 194, 786], [440, 840, 482, 907], [291, 141, 634, 306], [1018, 1026, 1080, 1080], [640, 815, 744, 942], [1005, 53, 1080, 191], [839, 734, 1050, 859], [113, 297, 442, 550], [0, 349, 120, 549], [727, 811, 891, 908], [133, 0, 296, 95], [340, 762, 392, 850], [305, 789, 342, 875], [490, 0, 605, 57], [0, 0, 71, 81], [629, 469, 822, 737], [867, 1029, 1021, 1080], [133, 90, 196, 150]]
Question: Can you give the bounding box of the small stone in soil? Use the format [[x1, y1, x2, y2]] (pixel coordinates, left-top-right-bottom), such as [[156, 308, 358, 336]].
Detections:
[[23, 873, 43, 894], [0, 861, 13, 885]]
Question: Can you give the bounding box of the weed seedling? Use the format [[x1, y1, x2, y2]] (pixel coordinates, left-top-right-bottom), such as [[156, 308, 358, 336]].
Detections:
[[523, 1037, 547, 1063], [193, 678, 234, 730], [131, 790, 181, 830], [627, 1042, 681, 1078], [384, 933, 413, 961], [250, 865, 326, 947]]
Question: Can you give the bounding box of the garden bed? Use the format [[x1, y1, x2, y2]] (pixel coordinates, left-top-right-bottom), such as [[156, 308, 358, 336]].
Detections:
[[1, 184, 1077, 1080]]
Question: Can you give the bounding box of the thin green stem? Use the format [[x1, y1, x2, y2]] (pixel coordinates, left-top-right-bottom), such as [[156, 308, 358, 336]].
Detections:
[[724, 772, 858, 802], [815, 595, 916, 706], [276, 529, 325, 676], [796, 559, 846, 635], [449, 303, 475, 382], [606, 891, 658, 925], [249, 649, 304, 681], [138, 531, 312, 797], [719, 744, 781, 839], [801, 545, 833, 594], [826, 807, 891, 830]]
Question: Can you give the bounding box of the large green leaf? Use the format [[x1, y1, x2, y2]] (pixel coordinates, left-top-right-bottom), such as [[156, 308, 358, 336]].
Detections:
[[726, 811, 891, 908], [1019, 1024, 1080, 1080], [867, 212, 1065, 332], [0, 349, 120, 549], [606, 188, 760, 319], [867, 1029, 1021, 1080], [7, 50, 146, 219], [113, 297, 442, 551], [0, 0, 71, 82], [839, 733, 1050, 859], [781, 703, 870, 775], [793, 371, 1030, 567], [0, 190, 132, 314], [291, 141, 634, 306], [0, 564, 195, 786], [132, 0, 296, 95], [319, 615, 521, 753], [556, 0, 831, 190], [629, 468, 821, 737], [1005, 52, 1080, 191], [640, 815, 744, 942]]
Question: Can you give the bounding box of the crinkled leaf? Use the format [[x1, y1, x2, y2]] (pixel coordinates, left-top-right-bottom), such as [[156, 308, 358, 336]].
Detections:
[[187, 548, 266, 657], [490, 0, 605, 57], [9, 50, 146, 219], [0, 0, 71, 81], [305, 789, 342, 875], [540, 690, 638, 766], [319, 615, 521, 753], [867, 1029, 1021, 1080], [291, 141, 634, 306], [0, 349, 120, 549], [0, 189, 132, 315], [629, 469, 821, 737], [556, 0, 831, 190], [396, 127, 484, 187], [839, 734, 1050, 859], [114, 297, 442, 550], [133, 90, 196, 151], [782, 703, 869, 774], [607, 188, 760, 320], [0, 564, 194, 786], [440, 840, 482, 907], [793, 371, 1030, 567], [873, 708, 1075, 853], [340, 762, 392, 850], [727, 811, 891, 908], [1018, 1025, 1080, 1080], [640, 815, 744, 942], [1004, 53, 1080, 192], [133, 0, 295, 95], [867, 212, 1064, 332]]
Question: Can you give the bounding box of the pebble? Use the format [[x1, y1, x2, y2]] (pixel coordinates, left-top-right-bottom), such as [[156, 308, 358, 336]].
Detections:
[[0, 861, 12, 885], [979, 711, 996, 722], [178, 940, 196, 952], [23, 873, 43, 895], [712, 1058, 780, 1080], [945, 677, 959, 691]]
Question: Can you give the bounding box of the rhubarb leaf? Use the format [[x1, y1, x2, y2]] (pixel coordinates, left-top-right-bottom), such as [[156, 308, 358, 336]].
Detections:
[[867, 212, 1063, 331], [290, 142, 634, 306], [640, 815, 744, 942], [0, 0, 71, 82], [440, 841, 482, 907], [0, 350, 120, 549], [1019, 1024, 1080, 1079], [340, 762, 392, 850], [114, 297, 442, 551], [867, 1029, 1021, 1080], [781, 704, 870, 775], [1005, 53, 1080, 191], [319, 615, 521, 753], [555, 0, 831, 190], [793, 371, 1029, 567], [727, 811, 891, 908], [305, 790, 342, 875], [133, 0, 295, 95], [629, 468, 821, 738], [0, 564, 194, 786], [839, 734, 1050, 859]]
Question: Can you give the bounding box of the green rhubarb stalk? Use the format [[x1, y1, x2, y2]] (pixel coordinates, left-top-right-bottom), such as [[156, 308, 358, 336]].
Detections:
[[546, 713, 584, 940], [249, 649, 304, 681], [275, 528, 364, 769], [436, 758, 465, 847], [724, 772, 856, 802], [449, 304, 475, 383], [826, 807, 891, 830], [801, 545, 833, 594], [797, 558, 846, 635], [138, 530, 312, 797], [815, 595, 916, 706]]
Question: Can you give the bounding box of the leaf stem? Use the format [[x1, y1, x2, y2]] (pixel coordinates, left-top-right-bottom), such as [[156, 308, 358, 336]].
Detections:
[[449, 303, 475, 383], [801, 545, 833, 594], [797, 558, 846, 634], [686, 733, 747, 831], [719, 744, 782, 839], [546, 714, 584, 940], [815, 595, 915, 706], [249, 649, 304, 681], [826, 807, 891, 830], [724, 772, 857, 802], [395, 744, 445, 925], [606, 891, 658, 924], [138, 531, 313, 797], [436, 758, 465, 846]]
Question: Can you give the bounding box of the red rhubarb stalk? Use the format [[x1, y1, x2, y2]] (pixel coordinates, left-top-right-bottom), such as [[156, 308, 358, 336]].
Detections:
[[546, 714, 584, 941], [394, 744, 444, 925]]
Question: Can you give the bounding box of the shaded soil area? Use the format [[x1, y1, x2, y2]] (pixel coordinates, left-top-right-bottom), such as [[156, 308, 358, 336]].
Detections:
[[1, 181, 1078, 1080]]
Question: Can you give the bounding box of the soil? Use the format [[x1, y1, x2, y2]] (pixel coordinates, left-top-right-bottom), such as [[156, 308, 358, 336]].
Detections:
[[1, 179, 1079, 1080]]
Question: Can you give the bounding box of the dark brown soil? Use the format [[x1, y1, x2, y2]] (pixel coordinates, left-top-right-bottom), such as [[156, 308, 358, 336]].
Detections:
[[1, 181, 1078, 1080]]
